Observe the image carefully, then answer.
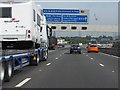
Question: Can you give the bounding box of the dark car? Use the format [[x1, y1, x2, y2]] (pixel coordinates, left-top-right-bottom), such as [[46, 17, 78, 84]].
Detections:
[[70, 44, 81, 54]]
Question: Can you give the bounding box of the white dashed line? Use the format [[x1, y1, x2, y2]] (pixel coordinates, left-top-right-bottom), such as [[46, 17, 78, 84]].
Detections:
[[112, 70, 115, 73], [60, 55, 62, 56], [39, 69, 42, 72], [56, 57, 58, 59], [46, 63, 51, 66], [15, 78, 31, 87], [86, 55, 88, 56], [91, 58, 93, 60], [99, 64, 104, 67]]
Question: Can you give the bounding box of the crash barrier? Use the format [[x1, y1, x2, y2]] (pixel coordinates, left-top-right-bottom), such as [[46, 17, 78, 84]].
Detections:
[[99, 48, 120, 57]]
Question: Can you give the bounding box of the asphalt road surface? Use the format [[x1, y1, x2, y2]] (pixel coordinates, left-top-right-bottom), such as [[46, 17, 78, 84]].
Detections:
[[2, 47, 118, 88]]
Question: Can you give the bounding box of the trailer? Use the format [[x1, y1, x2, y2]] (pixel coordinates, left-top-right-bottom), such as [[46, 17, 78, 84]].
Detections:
[[0, 48, 48, 82], [57, 38, 65, 48], [0, 1, 42, 49], [48, 36, 57, 50], [0, 1, 48, 82]]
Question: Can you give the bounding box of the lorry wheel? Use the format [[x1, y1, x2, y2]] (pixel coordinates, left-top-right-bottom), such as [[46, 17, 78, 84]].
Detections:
[[4, 61, 13, 82], [79, 52, 81, 54], [30, 54, 40, 65], [0, 62, 5, 82], [43, 51, 48, 61], [36, 54, 40, 65]]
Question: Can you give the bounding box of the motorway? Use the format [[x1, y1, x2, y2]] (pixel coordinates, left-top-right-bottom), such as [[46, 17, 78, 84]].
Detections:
[[2, 46, 118, 88]]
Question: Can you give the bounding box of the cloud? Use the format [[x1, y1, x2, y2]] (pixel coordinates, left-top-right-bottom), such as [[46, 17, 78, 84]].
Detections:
[[35, 0, 119, 2]]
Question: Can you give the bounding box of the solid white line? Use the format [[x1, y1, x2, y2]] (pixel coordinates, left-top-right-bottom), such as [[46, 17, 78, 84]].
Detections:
[[100, 53, 111, 56], [100, 53, 120, 59], [99, 64, 104, 67], [46, 63, 51, 66], [111, 55, 120, 58], [15, 78, 31, 87]]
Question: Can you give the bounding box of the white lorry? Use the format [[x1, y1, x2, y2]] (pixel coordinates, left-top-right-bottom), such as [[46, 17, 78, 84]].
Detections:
[[57, 39, 65, 48], [0, 1, 48, 82], [0, 0, 42, 49]]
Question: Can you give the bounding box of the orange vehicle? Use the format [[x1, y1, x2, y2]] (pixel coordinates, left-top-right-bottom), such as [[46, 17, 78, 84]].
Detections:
[[87, 44, 99, 53]]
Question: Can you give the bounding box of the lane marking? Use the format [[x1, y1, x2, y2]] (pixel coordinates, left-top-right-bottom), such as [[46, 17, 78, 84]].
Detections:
[[99, 64, 104, 67], [46, 63, 51, 66], [56, 57, 58, 59], [86, 55, 88, 56], [111, 55, 120, 58], [112, 70, 115, 73], [60, 55, 62, 56], [100, 53, 120, 59], [91, 58, 93, 60], [48, 50, 56, 53], [15, 78, 31, 87], [39, 69, 42, 72]]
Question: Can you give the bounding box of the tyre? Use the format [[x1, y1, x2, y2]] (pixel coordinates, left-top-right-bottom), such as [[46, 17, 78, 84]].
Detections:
[[43, 51, 48, 61], [0, 62, 5, 82], [96, 51, 98, 53], [4, 61, 13, 82], [35, 54, 40, 65], [79, 52, 81, 54], [70, 51, 72, 54], [30, 54, 40, 66], [88, 51, 90, 53]]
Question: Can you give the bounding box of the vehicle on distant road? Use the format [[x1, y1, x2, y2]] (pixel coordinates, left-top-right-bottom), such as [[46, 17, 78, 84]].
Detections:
[[57, 38, 65, 48], [48, 36, 57, 50], [98, 38, 113, 49], [79, 43, 83, 46], [70, 44, 81, 54], [57, 44, 65, 48], [87, 44, 98, 53]]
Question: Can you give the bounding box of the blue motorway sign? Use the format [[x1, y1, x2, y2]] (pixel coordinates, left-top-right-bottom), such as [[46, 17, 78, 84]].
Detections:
[[44, 14, 88, 23], [43, 9, 80, 14], [63, 15, 88, 22], [44, 14, 62, 22]]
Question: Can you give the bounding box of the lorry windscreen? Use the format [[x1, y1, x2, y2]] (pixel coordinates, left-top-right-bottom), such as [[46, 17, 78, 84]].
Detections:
[[0, 7, 12, 18]]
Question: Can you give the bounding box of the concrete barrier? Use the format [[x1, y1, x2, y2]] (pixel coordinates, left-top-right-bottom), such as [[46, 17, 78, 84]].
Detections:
[[99, 48, 120, 57]]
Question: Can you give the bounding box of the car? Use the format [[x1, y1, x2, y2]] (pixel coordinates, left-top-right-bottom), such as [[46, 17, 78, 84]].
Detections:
[[87, 44, 99, 53], [70, 44, 81, 54], [57, 44, 65, 48]]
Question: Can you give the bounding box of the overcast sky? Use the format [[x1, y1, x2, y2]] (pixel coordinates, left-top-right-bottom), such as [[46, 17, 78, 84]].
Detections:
[[36, 0, 119, 25], [35, 0, 119, 37], [0, 0, 119, 37]]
